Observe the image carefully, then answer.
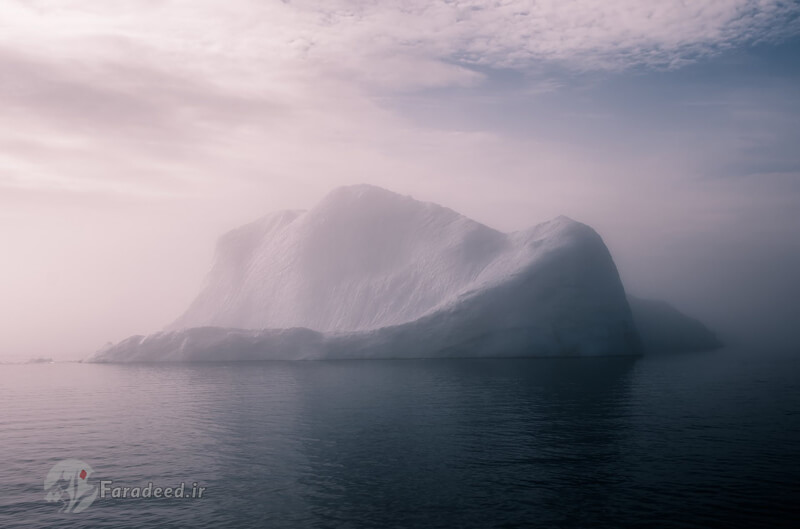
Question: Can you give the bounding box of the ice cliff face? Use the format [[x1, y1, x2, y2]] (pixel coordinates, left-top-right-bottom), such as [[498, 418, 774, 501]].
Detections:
[[92, 184, 644, 361]]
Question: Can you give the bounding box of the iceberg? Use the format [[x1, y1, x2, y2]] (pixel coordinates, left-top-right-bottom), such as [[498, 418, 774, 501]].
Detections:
[[627, 295, 722, 353], [90, 184, 692, 362]]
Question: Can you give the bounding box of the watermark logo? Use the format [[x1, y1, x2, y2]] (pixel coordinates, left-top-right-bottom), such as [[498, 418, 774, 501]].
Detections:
[[99, 480, 207, 500], [44, 459, 207, 513], [43, 459, 98, 513]]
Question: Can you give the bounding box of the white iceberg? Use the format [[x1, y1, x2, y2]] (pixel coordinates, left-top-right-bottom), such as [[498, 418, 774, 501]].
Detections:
[[90, 184, 714, 363]]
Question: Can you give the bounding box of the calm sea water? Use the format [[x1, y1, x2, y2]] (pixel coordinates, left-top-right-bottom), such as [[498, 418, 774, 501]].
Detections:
[[2, 348, 799, 528]]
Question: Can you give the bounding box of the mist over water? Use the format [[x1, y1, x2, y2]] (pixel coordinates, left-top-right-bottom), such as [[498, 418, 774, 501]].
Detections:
[[3, 348, 799, 528]]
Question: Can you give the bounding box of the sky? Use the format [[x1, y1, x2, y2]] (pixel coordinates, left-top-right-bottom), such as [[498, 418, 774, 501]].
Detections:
[[1, 0, 799, 360]]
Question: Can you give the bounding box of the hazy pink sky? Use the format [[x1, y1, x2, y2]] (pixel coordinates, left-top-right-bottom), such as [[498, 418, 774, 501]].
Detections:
[[2, 1, 799, 359]]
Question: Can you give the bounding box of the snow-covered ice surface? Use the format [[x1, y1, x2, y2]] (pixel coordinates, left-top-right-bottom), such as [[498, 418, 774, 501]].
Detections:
[[90, 184, 655, 362]]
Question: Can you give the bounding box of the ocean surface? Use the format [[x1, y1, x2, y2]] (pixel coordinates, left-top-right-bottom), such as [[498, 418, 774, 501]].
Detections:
[[2, 348, 799, 528]]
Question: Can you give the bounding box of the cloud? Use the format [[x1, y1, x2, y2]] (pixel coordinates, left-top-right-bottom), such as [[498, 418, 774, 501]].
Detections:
[[4, 1, 799, 83], [0, 1, 794, 177], [287, 0, 800, 71], [0, 0, 796, 202]]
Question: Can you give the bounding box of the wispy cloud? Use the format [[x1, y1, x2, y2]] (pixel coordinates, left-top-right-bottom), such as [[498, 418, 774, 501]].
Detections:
[[5, 1, 799, 79], [281, 0, 800, 72], [0, 0, 796, 198]]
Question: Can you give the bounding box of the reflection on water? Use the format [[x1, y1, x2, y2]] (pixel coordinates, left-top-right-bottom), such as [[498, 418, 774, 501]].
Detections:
[[1, 351, 799, 528]]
